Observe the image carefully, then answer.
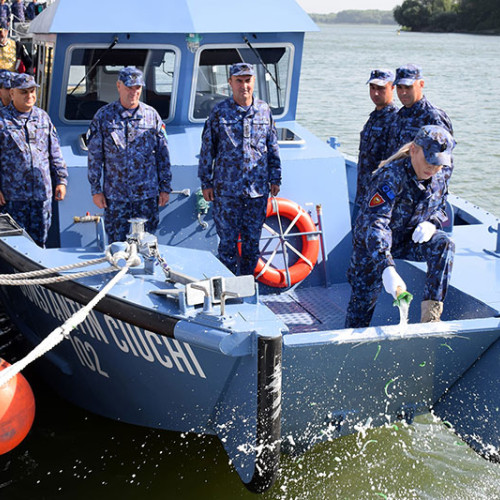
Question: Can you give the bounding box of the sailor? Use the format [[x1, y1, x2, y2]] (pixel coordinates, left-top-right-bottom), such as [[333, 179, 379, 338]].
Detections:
[[198, 62, 281, 276], [0, 73, 68, 247], [0, 68, 13, 107], [385, 64, 454, 181], [0, 1, 10, 31], [25, 0, 43, 21], [345, 125, 456, 328], [354, 68, 398, 221], [0, 23, 32, 73], [11, 0, 25, 24], [87, 66, 172, 243]]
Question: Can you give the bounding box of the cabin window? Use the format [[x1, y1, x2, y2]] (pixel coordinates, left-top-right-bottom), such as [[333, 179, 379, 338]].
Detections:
[[33, 41, 55, 111], [191, 45, 292, 120], [64, 47, 177, 121]]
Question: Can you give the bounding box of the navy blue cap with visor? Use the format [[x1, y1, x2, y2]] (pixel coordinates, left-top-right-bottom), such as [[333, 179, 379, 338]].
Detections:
[[118, 66, 145, 87], [394, 64, 423, 86], [0, 69, 14, 89], [413, 125, 456, 166], [366, 69, 395, 86], [11, 73, 39, 89], [229, 63, 255, 77]]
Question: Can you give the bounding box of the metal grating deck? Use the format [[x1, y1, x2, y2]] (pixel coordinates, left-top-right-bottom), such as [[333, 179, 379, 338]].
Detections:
[[261, 283, 351, 333]]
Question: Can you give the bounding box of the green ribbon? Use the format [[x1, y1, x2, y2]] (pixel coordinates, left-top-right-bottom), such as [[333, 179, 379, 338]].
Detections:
[[393, 291, 413, 308]]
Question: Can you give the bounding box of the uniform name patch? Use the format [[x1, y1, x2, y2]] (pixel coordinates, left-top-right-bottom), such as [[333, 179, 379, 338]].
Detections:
[[369, 192, 385, 207]]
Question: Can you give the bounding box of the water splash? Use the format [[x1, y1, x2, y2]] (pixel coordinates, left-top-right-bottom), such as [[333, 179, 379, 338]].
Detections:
[[397, 300, 410, 331]]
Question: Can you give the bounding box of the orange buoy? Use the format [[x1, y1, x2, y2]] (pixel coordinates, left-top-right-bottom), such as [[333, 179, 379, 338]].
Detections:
[[0, 358, 35, 454]]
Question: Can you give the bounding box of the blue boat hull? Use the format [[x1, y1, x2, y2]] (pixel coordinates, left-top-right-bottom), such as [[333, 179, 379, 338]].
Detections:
[[1, 0, 500, 492]]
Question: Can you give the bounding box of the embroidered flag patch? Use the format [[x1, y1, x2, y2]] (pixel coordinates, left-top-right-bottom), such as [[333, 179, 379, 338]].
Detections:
[[369, 192, 385, 207], [381, 184, 395, 200], [161, 123, 168, 140]]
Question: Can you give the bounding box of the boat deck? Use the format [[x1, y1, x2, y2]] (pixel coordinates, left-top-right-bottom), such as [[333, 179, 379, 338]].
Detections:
[[261, 283, 350, 333]]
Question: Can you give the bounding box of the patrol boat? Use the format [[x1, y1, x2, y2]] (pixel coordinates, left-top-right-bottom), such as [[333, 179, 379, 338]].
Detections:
[[0, 0, 500, 493]]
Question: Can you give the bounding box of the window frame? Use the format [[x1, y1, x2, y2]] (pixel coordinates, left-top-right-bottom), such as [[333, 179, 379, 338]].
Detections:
[[189, 42, 294, 123], [60, 43, 181, 124]]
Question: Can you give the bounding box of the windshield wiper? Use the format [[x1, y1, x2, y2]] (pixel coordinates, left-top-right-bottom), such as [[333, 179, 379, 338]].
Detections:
[[242, 36, 281, 91], [69, 37, 119, 96]]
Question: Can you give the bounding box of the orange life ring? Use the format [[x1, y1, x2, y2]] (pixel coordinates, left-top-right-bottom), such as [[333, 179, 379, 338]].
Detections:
[[253, 197, 320, 288]]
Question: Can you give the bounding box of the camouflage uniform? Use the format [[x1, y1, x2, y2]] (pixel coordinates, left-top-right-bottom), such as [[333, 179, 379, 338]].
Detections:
[[11, 1, 25, 23], [385, 65, 454, 183], [0, 4, 10, 29], [25, 1, 42, 21], [0, 68, 12, 108], [345, 156, 455, 328], [385, 95, 453, 158], [356, 102, 398, 208], [87, 100, 172, 243], [0, 103, 68, 246], [198, 95, 281, 275]]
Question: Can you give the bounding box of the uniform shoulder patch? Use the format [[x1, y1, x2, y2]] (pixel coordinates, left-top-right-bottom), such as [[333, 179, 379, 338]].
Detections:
[[369, 192, 385, 208], [381, 183, 396, 200]]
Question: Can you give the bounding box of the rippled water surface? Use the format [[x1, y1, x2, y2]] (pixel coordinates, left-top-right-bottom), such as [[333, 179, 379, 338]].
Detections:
[[297, 24, 500, 218]]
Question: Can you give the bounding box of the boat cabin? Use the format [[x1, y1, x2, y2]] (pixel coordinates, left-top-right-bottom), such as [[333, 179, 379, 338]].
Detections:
[[28, 0, 352, 291]]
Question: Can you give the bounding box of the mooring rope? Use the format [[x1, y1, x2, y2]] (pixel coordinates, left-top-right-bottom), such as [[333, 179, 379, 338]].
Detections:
[[0, 257, 116, 285], [0, 257, 108, 279], [0, 264, 130, 387], [0, 243, 142, 386], [0, 266, 118, 285]]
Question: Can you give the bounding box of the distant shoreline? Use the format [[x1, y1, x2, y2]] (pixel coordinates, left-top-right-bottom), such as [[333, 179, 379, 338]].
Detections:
[[309, 11, 397, 26], [308, 10, 499, 35]]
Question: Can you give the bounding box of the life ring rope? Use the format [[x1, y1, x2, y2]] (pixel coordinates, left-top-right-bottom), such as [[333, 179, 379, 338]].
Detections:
[[255, 237, 279, 280], [255, 214, 315, 280], [252, 197, 320, 288]]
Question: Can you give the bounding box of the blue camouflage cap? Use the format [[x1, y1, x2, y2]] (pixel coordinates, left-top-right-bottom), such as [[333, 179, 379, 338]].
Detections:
[[11, 73, 39, 89], [413, 125, 456, 166], [118, 66, 145, 87], [229, 63, 255, 77], [366, 68, 395, 86], [0, 69, 13, 89], [394, 64, 423, 86]]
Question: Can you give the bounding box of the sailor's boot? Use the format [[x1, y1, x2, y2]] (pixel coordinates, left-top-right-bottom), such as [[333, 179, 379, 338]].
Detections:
[[421, 300, 443, 323]]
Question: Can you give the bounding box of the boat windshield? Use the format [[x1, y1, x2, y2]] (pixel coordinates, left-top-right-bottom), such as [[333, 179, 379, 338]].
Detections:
[[64, 47, 177, 122], [192, 45, 292, 120]]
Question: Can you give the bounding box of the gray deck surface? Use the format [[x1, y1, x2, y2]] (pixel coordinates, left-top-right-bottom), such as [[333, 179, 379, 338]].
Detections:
[[261, 283, 351, 333]]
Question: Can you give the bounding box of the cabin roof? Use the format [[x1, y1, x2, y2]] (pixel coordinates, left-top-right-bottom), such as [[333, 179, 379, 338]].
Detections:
[[29, 0, 318, 34]]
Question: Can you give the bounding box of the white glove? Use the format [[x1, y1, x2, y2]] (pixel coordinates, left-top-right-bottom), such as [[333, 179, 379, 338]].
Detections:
[[412, 221, 436, 244], [382, 266, 406, 299]]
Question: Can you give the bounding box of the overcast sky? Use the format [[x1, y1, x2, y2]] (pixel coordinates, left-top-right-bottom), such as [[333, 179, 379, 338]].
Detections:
[[296, 0, 402, 13]]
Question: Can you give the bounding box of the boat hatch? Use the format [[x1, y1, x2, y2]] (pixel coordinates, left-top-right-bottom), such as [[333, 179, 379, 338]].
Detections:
[[191, 44, 293, 120], [64, 46, 178, 122]]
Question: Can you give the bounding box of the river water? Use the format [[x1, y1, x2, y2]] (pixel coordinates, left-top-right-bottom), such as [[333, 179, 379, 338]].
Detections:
[[298, 24, 500, 219], [2, 24, 500, 500]]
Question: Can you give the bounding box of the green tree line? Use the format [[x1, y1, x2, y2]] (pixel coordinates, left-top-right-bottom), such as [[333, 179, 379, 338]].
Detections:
[[310, 10, 396, 25], [394, 0, 500, 33]]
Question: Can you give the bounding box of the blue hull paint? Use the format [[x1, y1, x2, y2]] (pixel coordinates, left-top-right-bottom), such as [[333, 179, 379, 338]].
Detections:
[[0, 0, 500, 492], [433, 336, 500, 461]]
